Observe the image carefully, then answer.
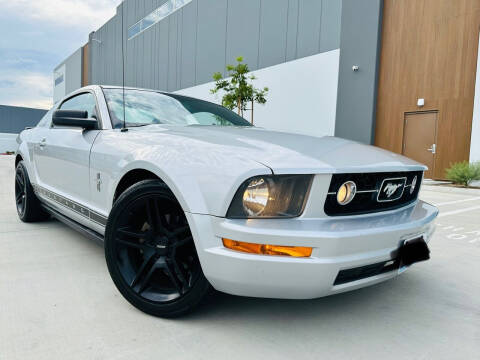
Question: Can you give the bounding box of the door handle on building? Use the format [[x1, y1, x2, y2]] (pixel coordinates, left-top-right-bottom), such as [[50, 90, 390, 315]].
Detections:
[[427, 144, 436, 154]]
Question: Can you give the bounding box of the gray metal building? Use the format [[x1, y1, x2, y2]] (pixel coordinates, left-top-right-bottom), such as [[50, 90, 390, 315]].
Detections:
[[90, 0, 342, 90], [49, 0, 480, 179], [0, 105, 46, 133], [56, 0, 382, 145], [0, 105, 47, 152]]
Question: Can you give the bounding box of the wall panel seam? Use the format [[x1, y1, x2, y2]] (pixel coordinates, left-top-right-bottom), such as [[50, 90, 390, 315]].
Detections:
[[224, 0, 229, 77], [295, 0, 300, 59], [285, 0, 290, 62], [257, 0, 263, 70], [318, 0, 323, 52]]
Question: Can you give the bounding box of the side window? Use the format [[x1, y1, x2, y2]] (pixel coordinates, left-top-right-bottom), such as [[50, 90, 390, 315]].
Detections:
[[59, 93, 98, 120], [37, 108, 54, 128]]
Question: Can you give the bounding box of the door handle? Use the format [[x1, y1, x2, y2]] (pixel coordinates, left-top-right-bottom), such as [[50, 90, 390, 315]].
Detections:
[[38, 138, 46, 149], [427, 144, 436, 154]]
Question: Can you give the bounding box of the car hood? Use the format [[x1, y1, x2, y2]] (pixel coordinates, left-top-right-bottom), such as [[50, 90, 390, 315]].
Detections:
[[130, 125, 426, 174]]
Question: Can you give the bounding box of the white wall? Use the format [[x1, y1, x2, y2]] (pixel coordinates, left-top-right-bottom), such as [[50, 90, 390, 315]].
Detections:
[[53, 47, 83, 104], [176, 50, 340, 138], [0, 133, 18, 153], [470, 34, 480, 162]]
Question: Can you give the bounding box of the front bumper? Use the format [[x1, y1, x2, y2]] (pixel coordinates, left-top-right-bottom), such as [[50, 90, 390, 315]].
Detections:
[[187, 200, 438, 299]]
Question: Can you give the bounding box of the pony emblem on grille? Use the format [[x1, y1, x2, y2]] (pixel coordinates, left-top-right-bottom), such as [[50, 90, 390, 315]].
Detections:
[[383, 183, 403, 198], [377, 177, 406, 202]]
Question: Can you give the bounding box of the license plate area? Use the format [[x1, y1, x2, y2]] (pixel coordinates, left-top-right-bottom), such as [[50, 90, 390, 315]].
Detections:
[[333, 237, 430, 285], [397, 236, 430, 273]]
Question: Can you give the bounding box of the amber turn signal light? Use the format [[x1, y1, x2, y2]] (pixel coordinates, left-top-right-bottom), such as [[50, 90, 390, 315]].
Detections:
[[222, 238, 312, 257]]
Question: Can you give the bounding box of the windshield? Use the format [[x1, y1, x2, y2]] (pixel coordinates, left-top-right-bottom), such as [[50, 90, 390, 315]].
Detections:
[[102, 88, 252, 128]]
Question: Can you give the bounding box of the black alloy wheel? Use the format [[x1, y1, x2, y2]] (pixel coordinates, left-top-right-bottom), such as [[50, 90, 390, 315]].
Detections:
[[105, 180, 210, 317], [15, 165, 27, 217], [15, 161, 49, 222]]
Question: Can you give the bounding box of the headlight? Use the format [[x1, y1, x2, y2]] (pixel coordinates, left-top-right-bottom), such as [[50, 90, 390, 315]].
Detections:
[[242, 177, 270, 216], [227, 175, 313, 218]]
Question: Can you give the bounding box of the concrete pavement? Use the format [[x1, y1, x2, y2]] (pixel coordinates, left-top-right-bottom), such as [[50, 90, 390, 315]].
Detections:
[[0, 156, 479, 359]]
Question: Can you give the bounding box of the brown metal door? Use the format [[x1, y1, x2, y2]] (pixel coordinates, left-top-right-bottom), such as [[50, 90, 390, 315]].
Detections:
[[403, 111, 438, 179]]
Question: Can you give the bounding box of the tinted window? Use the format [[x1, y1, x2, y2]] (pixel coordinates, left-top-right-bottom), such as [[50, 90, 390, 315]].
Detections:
[[128, 0, 191, 40], [60, 92, 98, 119], [103, 88, 252, 129]]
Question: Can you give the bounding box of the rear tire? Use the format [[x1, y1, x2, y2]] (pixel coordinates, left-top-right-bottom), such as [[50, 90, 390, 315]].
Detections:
[[15, 161, 49, 222], [104, 180, 210, 318]]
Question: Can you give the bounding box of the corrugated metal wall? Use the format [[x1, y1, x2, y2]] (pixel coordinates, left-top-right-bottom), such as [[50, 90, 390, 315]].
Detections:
[[0, 105, 47, 133], [90, 0, 342, 92]]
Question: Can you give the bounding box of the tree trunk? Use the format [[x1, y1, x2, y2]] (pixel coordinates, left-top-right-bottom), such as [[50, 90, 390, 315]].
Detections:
[[237, 97, 241, 116], [251, 99, 254, 125]]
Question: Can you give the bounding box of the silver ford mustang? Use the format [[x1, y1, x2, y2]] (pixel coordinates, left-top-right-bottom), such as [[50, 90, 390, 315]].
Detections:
[[15, 85, 438, 317]]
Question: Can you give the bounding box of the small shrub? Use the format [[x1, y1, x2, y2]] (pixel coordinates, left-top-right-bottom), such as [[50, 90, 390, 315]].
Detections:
[[445, 161, 480, 186]]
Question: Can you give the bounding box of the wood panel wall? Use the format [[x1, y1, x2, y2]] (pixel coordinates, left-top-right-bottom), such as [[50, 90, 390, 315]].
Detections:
[[375, 0, 480, 179], [82, 44, 89, 87]]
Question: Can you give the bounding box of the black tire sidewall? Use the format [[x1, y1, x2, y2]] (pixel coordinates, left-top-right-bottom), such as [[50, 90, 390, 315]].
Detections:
[[15, 161, 47, 222], [104, 179, 210, 318]]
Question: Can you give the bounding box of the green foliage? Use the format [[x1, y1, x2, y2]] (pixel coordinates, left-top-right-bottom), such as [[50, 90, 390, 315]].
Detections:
[[445, 161, 480, 186], [210, 56, 268, 123]]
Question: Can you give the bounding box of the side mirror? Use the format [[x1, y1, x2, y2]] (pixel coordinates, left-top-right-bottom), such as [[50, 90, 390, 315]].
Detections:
[[52, 110, 98, 130]]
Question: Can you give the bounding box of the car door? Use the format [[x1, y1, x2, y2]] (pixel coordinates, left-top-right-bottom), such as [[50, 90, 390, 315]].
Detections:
[[33, 91, 101, 209]]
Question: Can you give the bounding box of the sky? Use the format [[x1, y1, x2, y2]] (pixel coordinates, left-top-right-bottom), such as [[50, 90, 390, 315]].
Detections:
[[0, 0, 122, 109]]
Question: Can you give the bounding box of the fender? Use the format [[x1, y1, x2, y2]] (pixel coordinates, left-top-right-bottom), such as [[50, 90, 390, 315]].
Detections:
[[89, 131, 272, 218], [15, 130, 35, 182]]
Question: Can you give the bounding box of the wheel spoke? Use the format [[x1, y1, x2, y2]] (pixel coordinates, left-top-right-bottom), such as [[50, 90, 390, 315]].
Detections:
[[145, 199, 154, 228], [15, 173, 24, 188], [117, 227, 146, 239], [161, 213, 172, 228], [157, 225, 172, 237], [153, 201, 164, 228], [164, 259, 183, 294], [169, 257, 188, 289], [145, 198, 161, 232], [115, 227, 148, 250], [137, 264, 158, 294], [131, 253, 157, 289], [116, 239, 147, 250], [172, 236, 193, 249], [172, 226, 189, 237], [176, 237, 191, 248], [153, 201, 172, 235], [15, 192, 23, 203], [172, 214, 183, 228]]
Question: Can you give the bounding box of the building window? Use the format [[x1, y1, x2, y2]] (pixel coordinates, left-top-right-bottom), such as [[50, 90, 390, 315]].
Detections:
[[128, 0, 192, 40], [54, 74, 64, 86]]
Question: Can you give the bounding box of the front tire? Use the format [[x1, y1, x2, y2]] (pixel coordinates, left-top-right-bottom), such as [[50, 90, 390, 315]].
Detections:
[[104, 180, 210, 318], [15, 161, 49, 222]]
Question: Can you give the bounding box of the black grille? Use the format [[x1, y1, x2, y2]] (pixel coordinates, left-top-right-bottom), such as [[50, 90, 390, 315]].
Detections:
[[324, 171, 423, 216], [334, 259, 400, 285]]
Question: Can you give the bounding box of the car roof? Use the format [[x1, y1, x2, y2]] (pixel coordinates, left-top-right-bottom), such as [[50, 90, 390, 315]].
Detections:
[[98, 85, 209, 102], [100, 85, 173, 94], [60, 85, 213, 109]]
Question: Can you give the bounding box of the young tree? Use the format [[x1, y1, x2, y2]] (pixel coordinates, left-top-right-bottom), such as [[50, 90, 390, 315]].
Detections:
[[210, 56, 268, 124]]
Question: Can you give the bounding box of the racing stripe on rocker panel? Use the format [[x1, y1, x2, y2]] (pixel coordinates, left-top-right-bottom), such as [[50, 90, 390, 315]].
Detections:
[[32, 184, 108, 226]]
